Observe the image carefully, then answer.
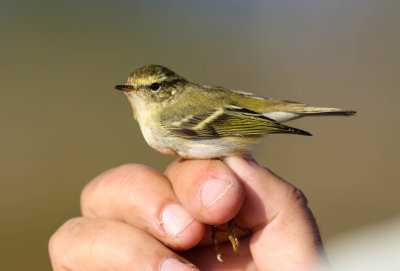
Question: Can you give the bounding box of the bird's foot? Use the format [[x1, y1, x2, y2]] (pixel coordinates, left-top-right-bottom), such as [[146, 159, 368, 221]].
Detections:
[[211, 219, 252, 263]]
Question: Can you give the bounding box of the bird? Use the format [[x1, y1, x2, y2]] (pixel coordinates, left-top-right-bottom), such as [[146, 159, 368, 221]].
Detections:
[[115, 64, 355, 159], [115, 64, 355, 262]]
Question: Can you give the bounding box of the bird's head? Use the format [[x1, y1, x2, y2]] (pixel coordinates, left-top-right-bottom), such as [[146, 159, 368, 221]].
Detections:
[[115, 64, 187, 103]]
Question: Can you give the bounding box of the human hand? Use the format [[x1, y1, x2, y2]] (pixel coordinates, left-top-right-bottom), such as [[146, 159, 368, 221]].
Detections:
[[49, 157, 324, 270]]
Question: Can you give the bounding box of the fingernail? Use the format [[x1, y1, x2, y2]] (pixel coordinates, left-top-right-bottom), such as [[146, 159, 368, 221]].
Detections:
[[160, 258, 196, 271], [162, 204, 194, 237], [201, 178, 232, 208]]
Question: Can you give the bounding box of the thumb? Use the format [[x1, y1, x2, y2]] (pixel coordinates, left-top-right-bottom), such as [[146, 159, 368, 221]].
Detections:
[[224, 156, 325, 271]]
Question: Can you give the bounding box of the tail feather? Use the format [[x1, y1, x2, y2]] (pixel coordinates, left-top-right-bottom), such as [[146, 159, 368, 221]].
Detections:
[[300, 109, 356, 117], [261, 100, 356, 122], [286, 105, 356, 114]]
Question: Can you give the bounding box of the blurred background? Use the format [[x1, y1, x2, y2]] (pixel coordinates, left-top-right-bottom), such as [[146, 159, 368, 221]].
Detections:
[[1, 0, 399, 269]]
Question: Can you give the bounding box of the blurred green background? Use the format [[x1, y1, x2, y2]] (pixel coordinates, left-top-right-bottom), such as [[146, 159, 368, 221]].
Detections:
[[1, 0, 399, 269]]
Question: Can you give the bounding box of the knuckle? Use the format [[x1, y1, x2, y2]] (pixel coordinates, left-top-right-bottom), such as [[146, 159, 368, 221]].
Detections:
[[80, 184, 96, 216], [49, 218, 127, 270], [100, 163, 152, 190], [190, 159, 232, 184], [286, 184, 308, 208], [48, 231, 59, 259], [80, 163, 150, 216], [49, 217, 83, 261], [202, 159, 225, 174]]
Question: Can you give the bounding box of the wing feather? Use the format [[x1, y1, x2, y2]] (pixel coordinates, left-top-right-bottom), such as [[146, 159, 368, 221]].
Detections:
[[163, 106, 311, 139]]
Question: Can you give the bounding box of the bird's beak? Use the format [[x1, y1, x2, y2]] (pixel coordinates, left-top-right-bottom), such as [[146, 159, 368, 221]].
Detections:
[[115, 85, 137, 92]]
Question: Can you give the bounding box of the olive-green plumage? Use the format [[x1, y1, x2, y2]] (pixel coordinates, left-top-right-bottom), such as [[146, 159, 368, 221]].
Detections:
[[115, 64, 355, 158]]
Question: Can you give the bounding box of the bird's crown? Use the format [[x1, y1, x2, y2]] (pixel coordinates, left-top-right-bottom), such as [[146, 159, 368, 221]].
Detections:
[[126, 64, 184, 89]]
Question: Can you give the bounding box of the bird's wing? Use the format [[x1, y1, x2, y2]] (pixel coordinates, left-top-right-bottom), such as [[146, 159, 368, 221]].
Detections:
[[162, 105, 311, 139]]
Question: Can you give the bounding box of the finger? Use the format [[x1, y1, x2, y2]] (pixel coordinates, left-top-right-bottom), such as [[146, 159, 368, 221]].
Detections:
[[165, 159, 245, 225], [49, 217, 198, 271], [224, 156, 323, 271], [81, 164, 204, 250]]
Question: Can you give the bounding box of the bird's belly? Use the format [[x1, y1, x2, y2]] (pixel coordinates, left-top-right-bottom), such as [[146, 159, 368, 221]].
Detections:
[[139, 123, 259, 158]]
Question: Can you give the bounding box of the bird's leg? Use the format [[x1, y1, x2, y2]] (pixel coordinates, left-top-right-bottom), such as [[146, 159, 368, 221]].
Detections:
[[212, 219, 252, 263], [234, 222, 252, 238], [212, 225, 224, 263], [227, 220, 240, 254]]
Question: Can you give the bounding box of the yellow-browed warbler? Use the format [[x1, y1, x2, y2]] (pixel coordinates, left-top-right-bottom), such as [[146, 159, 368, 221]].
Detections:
[[115, 64, 355, 159]]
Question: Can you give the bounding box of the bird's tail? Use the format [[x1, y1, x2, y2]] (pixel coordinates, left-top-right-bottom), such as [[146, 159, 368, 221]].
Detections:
[[261, 99, 356, 122]]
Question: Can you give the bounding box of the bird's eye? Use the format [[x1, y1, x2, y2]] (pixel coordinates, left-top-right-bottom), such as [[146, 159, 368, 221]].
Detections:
[[150, 82, 160, 91]]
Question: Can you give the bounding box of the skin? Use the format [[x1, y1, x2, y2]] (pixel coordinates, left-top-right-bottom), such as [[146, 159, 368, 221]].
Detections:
[[49, 157, 324, 271]]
